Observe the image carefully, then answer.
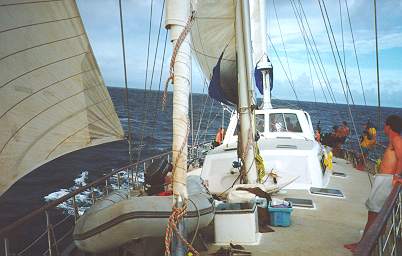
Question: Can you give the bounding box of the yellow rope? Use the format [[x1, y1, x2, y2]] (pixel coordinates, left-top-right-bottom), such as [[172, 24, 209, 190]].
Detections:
[[255, 144, 265, 182]]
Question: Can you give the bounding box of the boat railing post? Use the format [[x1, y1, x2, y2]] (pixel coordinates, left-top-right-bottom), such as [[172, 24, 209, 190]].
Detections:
[[378, 235, 383, 256], [4, 238, 10, 256], [72, 195, 79, 222], [45, 211, 54, 256], [131, 168, 134, 190], [397, 191, 401, 252], [125, 169, 129, 188], [117, 173, 121, 189], [91, 187, 96, 204], [105, 178, 109, 195]]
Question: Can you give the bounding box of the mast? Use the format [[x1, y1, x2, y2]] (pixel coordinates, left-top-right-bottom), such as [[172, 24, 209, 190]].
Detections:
[[165, 0, 191, 254], [236, 0, 257, 184], [252, 0, 272, 110]]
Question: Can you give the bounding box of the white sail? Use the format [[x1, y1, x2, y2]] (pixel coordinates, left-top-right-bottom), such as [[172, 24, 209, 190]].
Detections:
[[0, 0, 124, 196], [191, 0, 268, 104], [191, 0, 238, 104]]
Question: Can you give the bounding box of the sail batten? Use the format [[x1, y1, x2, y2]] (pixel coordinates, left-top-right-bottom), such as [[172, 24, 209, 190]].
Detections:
[[0, 0, 124, 196]]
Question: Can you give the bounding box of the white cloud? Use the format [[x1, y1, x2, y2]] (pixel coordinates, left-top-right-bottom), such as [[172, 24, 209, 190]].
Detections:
[[77, 0, 402, 107]]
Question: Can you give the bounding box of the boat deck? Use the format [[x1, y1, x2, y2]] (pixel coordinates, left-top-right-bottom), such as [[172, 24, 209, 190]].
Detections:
[[203, 157, 371, 256]]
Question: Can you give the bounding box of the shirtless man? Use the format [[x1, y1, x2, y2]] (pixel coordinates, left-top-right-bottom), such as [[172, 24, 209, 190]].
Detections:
[[380, 115, 402, 175], [345, 115, 402, 252]]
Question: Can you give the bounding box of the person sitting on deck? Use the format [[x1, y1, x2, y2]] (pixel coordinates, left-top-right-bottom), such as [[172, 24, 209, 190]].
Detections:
[[330, 125, 343, 154], [360, 120, 377, 158], [366, 119, 377, 144], [344, 115, 402, 253], [339, 121, 350, 143], [213, 127, 225, 147]]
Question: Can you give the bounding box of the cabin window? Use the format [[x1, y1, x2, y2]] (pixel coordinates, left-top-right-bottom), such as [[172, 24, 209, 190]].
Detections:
[[284, 113, 302, 132], [256, 114, 264, 133], [269, 113, 302, 133], [269, 113, 286, 132]]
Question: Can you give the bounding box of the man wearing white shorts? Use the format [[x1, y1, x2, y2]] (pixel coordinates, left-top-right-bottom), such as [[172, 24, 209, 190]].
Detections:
[[345, 115, 402, 253]]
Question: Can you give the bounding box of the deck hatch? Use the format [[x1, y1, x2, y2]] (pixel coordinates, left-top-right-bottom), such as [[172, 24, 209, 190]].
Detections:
[[310, 187, 344, 197], [284, 198, 314, 208], [332, 172, 347, 177]]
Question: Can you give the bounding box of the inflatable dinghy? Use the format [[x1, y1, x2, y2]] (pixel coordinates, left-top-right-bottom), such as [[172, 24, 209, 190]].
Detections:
[[73, 175, 214, 253]]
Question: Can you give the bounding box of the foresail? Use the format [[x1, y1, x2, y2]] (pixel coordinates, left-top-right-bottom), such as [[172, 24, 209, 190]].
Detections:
[[191, 0, 238, 105], [0, 0, 124, 196]]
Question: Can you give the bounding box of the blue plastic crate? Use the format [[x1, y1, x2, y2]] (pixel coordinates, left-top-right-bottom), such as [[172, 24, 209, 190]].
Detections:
[[268, 202, 293, 227]]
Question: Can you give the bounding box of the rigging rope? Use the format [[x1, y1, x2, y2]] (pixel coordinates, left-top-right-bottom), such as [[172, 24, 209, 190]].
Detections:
[[307, 53, 317, 104], [201, 99, 216, 144], [194, 80, 210, 146], [344, 0, 367, 106], [318, 0, 371, 184], [291, 0, 330, 103], [164, 117, 199, 256], [272, 0, 296, 95], [140, 0, 154, 123], [373, 0, 381, 143], [162, 12, 196, 110], [136, 0, 165, 171], [149, 29, 169, 140], [293, 0, 337, 104], [164, 202, 199, 256], [297, 0, 338, 103], [267, 35, 300, 104], [339, 0, 346, 79], [320, 0, 356, 106], [118, 0, 133, 163]]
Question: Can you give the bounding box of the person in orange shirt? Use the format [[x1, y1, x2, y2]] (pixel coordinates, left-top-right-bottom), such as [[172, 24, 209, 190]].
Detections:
[[340, 121, 350, 138], [345, 115, 402, 253], [214, 127, 225, 146]]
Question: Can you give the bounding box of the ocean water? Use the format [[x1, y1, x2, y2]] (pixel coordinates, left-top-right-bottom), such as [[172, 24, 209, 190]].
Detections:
[[0, 87, 401, 254]]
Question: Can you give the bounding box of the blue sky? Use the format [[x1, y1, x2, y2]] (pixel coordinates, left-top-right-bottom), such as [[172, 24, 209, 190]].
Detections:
[[76, 0, 402, 108]]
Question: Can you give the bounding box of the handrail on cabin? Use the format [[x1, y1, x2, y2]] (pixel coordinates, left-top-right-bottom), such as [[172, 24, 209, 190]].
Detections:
[[0, 141, 211, 239], [355, 184, 401, 255]]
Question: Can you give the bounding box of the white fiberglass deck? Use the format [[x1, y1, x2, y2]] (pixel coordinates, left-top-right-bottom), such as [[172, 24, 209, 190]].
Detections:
[[203, 157, 372, 256]]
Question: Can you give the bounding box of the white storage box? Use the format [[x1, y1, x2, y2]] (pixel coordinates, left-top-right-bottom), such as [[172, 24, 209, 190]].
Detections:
[[214, 202, 260, 245]]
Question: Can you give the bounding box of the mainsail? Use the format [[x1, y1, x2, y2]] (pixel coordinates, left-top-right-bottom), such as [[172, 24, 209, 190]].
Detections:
[[191, 0, 238, 105], [191, 0, 269, 105], [0, 0, 124, 196]]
